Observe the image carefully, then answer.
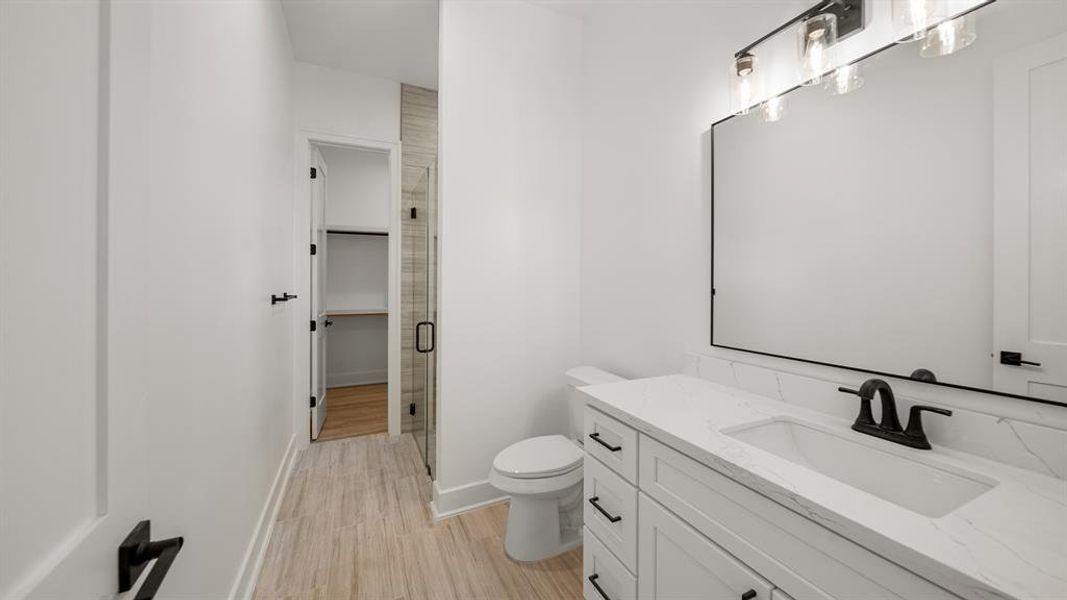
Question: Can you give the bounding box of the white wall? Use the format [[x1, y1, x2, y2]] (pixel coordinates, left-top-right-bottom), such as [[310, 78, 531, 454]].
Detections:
[[139, 1, 296, 596], [325, 234, 389, 387], [294, 61, 400, 142], [436, 0, 582, 511], [321, 145, 391, 230], [578, 0, 1067, 452]]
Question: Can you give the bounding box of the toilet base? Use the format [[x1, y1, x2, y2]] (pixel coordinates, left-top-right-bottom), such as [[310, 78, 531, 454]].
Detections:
[[503, 491, 582, 562]]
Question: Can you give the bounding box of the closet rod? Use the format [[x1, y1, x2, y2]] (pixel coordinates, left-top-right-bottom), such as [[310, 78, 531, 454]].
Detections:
[[326, 230, 388, 237]]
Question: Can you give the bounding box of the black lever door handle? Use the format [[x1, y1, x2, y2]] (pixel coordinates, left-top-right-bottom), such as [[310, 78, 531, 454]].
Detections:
[[271, 292, 297, 305], [588, 574, 612, 600], [1000, 351, 1041, 367], [741, 591, 758, 600], [324, 319, 334, 328], [588, 496, 623, 523], [588, 432, 622, 452], [118, 520, 184, 600]]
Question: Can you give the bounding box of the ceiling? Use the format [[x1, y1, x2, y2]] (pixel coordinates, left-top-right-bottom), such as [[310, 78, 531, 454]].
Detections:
[[281, 0, 439, 89]]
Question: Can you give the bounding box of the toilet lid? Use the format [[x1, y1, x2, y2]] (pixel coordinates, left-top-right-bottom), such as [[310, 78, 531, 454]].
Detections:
[[493, 435, 583, 479]]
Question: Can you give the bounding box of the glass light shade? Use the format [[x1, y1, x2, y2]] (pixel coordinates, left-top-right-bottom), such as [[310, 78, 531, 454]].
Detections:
[[920, 14, 977, 57], [730, 54, 762, 116], [797, 13, 837, 86], [826, 63, 864, 95], [760, 96, 786, 123], [892, 0, 946, 43]]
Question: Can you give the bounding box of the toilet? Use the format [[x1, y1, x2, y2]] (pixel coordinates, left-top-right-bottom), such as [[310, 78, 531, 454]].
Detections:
[[489, 366, 626, 562]]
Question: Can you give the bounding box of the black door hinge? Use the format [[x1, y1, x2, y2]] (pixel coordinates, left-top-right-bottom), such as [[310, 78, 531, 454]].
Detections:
[[310, 167, 317, 179], [310, 396, 317, 408], [409, 402, 416, 416], [310, 320, 317, 332], [410, 207, 417, 219], [310, 243, 317, 255]]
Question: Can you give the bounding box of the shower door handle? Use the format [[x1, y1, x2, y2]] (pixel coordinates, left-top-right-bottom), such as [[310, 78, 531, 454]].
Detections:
[[416, 321, 435, 353]]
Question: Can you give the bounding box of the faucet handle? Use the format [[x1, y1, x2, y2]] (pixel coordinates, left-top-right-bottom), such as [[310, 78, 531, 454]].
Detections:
[[839, 386, 875, 427], [903, 405, 952, 449]]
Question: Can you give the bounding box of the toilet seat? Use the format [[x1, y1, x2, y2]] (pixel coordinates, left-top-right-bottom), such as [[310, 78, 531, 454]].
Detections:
[[492, 435, 583, 479]]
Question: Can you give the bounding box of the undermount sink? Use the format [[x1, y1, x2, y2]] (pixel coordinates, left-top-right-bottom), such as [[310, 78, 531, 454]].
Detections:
[[724, 418, 997, 518]]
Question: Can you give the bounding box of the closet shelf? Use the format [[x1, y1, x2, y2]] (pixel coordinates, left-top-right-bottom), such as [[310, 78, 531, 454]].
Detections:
[[326, 308, 388, 317]]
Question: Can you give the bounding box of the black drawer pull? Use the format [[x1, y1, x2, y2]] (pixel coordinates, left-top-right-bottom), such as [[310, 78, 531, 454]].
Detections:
[[1000, 351, 1041, 367], [741, 591, 757, 600], [588, 496, 622, 523], [589, 432, 622, 452], [588, 574, 612, 600]]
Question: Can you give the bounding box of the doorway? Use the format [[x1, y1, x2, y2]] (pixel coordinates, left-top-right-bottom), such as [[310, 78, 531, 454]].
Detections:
[[300, 137, 402, 444]]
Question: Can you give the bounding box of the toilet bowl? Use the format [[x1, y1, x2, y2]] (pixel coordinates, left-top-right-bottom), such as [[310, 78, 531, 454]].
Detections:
[[489, 366, 625, 562]]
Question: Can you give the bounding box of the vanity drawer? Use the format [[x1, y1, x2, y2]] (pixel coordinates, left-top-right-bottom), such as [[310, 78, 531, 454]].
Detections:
[[639, 493, 774, 600], [584, 526, 637, 600], [584, 407, 638, 483], [584, 454, 638, 571], [639, 435, 960, 600]]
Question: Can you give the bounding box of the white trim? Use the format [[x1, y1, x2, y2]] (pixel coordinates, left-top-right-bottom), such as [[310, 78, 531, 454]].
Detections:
[[228, 435, 299, 600], [430, 479, 508, 521], [292, 129, 403, 451]]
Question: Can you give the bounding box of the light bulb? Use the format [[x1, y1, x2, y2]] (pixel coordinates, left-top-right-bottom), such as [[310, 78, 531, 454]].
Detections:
[[798, 13, 837, 86], [761, 96, 786, 123], [920, 14, 977, 57], [826, 63, 864, 96]]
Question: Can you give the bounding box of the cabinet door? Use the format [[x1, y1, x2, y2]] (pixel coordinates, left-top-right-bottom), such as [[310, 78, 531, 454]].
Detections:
[[639, 494, 774, 600]]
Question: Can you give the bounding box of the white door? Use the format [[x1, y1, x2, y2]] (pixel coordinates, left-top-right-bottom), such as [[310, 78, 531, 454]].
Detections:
[[993, 33, 1067, 403], [310, 151, 329, 439], [1, 1, 157, 597]]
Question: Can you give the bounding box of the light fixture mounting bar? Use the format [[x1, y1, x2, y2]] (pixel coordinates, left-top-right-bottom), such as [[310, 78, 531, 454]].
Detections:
[[734, 0, 865, 59]]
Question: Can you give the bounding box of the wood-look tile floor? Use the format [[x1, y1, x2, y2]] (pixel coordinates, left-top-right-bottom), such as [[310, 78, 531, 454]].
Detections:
[[317, 384, 388, 442], [253, 433, 583, 600]]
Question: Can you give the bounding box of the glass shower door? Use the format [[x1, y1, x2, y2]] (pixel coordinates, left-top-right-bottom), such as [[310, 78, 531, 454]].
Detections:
[[409, 166, 437, 476]]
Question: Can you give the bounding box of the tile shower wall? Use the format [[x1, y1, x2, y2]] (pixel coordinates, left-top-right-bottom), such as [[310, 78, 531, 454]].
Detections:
[[401, 84, 437, 433], [684, 352, 1067, 480]]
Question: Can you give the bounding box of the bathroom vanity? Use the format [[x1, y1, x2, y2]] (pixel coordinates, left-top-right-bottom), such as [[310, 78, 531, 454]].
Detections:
[[578, 375, 1067, 600]]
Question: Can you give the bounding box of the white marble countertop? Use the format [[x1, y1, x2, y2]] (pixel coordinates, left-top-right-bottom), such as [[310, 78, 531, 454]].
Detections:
[[580, 374, 1067, 600]]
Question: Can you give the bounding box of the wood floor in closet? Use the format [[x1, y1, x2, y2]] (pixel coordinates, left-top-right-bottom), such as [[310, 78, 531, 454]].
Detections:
[[317, 384, 388, 442], [253, 433, 583, 600]]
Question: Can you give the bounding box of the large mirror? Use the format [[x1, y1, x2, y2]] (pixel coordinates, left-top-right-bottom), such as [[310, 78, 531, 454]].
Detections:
[[712, 0, 1067, 404]]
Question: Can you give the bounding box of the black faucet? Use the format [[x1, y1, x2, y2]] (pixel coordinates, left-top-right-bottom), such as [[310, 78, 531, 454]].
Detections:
[[838, 379, 951, 450]]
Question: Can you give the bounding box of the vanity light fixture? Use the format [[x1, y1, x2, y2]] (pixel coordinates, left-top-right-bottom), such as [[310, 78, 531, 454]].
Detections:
[[920, 14, 977, 57], [826, 62, 864, 95], [760, 95, 787, 122], [891, 0, 945, 43], [730, 53, 761, 115], [730, 0, 864, 114], [798, 13, 838, 86]]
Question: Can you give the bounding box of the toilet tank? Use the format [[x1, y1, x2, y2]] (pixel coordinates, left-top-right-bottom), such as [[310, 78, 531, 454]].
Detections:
[[565, 366, 626, 442]]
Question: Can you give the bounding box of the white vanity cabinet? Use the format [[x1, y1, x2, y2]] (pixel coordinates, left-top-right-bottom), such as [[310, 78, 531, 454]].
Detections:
[[638, 494, 773, 600], [581, 406, 961, 600]]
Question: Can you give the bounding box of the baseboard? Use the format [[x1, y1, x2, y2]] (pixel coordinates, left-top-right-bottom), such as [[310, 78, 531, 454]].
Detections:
[[326, 369, 387, 388], [228, 434, 299, 600], [430, 479, 508, 521]]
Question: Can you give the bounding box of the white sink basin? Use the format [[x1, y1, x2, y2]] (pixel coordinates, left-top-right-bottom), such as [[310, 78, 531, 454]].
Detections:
[[724, 418, 997, 518]]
